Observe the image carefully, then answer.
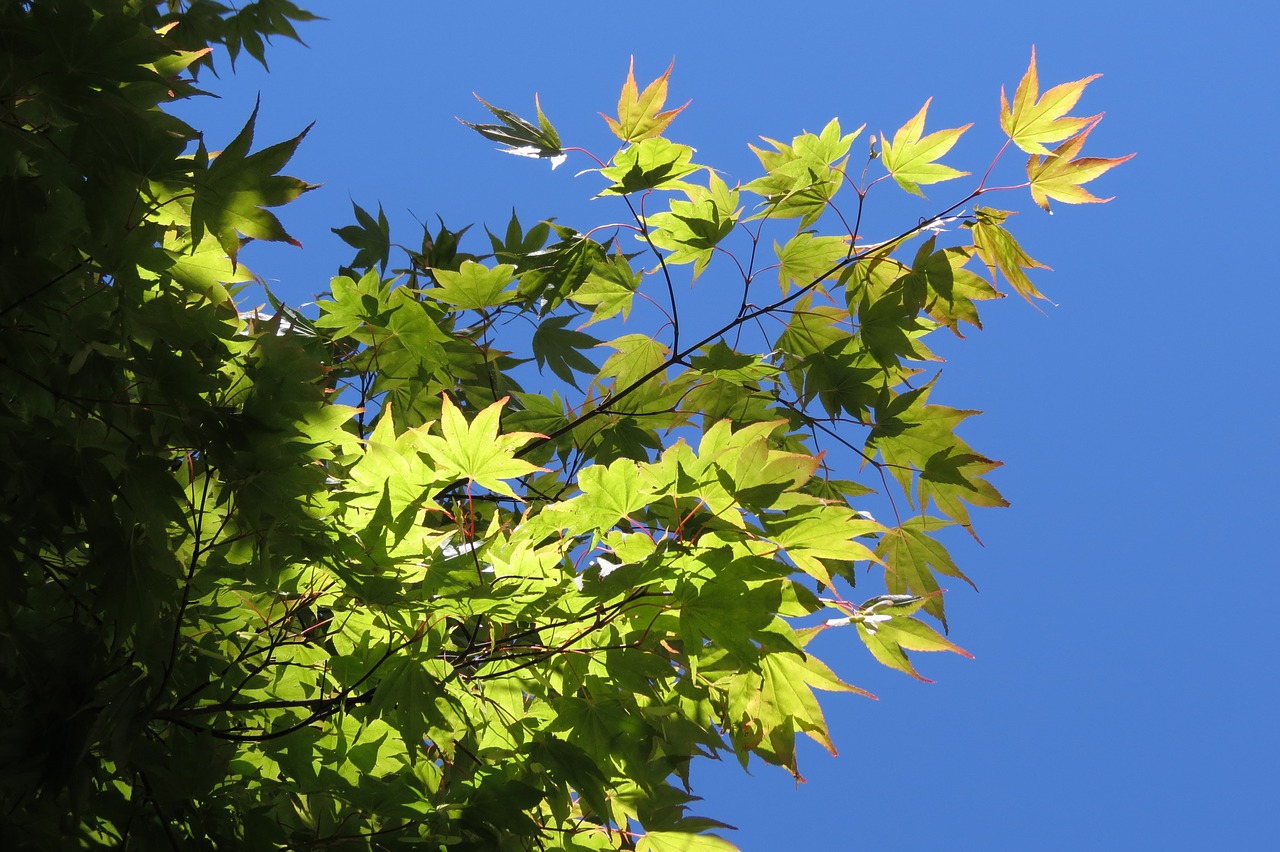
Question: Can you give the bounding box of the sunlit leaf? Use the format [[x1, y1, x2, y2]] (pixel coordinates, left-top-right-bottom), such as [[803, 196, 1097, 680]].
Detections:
[[460, 93, 567, 167], [602, 57, 691, 143], [880, 98, 971, 197], [189, 101, 315, 263], [423, 260, 518, 310], [968, 206, 1053, 304], [1000, 46, 1102, 155], [418, 395, 546, 498], [1026, 119, 1134, 212], [600, 138, 700, 194]]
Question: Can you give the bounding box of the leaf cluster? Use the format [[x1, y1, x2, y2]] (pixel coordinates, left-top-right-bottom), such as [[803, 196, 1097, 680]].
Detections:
[[0, 7, 1127, 850]]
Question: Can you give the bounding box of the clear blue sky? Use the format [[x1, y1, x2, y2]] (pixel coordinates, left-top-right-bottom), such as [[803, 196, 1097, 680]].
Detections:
[[177, 1, 1278, 848]]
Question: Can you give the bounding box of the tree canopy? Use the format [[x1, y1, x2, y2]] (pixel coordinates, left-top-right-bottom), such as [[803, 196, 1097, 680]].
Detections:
[[0, 2, 1128, 848]]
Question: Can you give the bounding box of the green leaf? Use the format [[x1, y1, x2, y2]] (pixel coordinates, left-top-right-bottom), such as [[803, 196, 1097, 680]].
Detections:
[[897, 240, 1002, 335], [424, 260, 518, 310], [569, 253, 641, 326], [164, 232, 254, 302], [767, 505, 884, 586], [369, 651, 438, 751], [880, 98, 972, 197], [775, 232, 850, 295], [509, 225, 607, 313], [679, 568, 773, 664], [189, 101, 315, 263], [968, 206, 1053, 304], [460, 93, 566, 167], [868, 376, 1009, 536], [419, 395, 546, 498], [742, 118, 860, 228], [759, 649, 871, 755], [574, 457, 654, 529], [646, 173, 740, 278], [855, 612, 973, 682], [531, 315, 602, 390], [638, 831, 739, 852], [333, 201, 391, 272], [600, 138, 701, 194], [855, 288, 942, 368], [487, 209, 552, 263], [877, 516, 975, 629], [603, 58, 691, 143], [597, 334, 670, 390]]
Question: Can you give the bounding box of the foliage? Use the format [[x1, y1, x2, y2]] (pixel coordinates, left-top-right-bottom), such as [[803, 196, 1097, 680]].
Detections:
[[0, 3, 1128, 848]]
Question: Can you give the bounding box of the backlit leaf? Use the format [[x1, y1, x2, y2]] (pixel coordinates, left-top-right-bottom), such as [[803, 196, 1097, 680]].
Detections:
[[1000, 46, 1102, 156], [1026, 120, 1134, 212], [776, 232, 850, 295], [742, 119, 859, 228], [602, 57, 691, 143], [600, 138, 701, 194], [424, 260, 517, 310], [638, 830, 739, 852], [460, 93, 566, 167], [880, 98, 972, 197], [190, 101, 315, 263], [419, 395, 547, 498], [968, 206, 1053, 304], [877, 516, 975, 629], [646, 173, 740, 278], [855, 614, 972, 682], [570, 253, 642, 326]]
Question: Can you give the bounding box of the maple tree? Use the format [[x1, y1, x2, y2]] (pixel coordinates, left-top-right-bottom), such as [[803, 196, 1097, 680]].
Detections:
[[0, 2, 1129, 848]]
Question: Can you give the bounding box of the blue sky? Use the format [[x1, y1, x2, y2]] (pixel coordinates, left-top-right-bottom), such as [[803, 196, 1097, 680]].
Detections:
[[178, 1, 1277, 848]]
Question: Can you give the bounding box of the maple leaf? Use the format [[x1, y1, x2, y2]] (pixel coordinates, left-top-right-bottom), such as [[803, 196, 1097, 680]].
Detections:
[[419, 395, 547, 499], [1027, 119, 1134, 212], [459, 94, 566, 168], [967, 206, 1053, 304], [855, 614, 973, 682], [880, 98, 972, 197], [1001, 46, 1102, 156], [602, 57, 690, 143], [867, 376, 1009, 537], [189, 101, 315, 264], [877, 516, 976, 630]]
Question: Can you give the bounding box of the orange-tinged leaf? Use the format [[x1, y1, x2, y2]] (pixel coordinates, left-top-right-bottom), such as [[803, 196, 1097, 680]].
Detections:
[[1001, 46, 1102, 155], [1027, 120, 1134, 212], [602, 57, 690, 143], [880, 98, 972, 197]]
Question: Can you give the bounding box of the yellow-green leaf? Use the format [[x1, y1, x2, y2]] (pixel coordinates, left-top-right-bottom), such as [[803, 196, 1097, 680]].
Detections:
[[1000, 46, 1102, 155], [638, 831, 739, 852], [855, 614, 972, 682], [1027, 120, 1134, 212], [424, 260, 517, 310], [602, 57, 690, 143], [968, 207, 1052, 304], [878, 517, 975, 630], [597, 334, 670, 390], [419, 395, 546, 498], [600, 138, 701, 195], [880, 98, 972, 197]]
